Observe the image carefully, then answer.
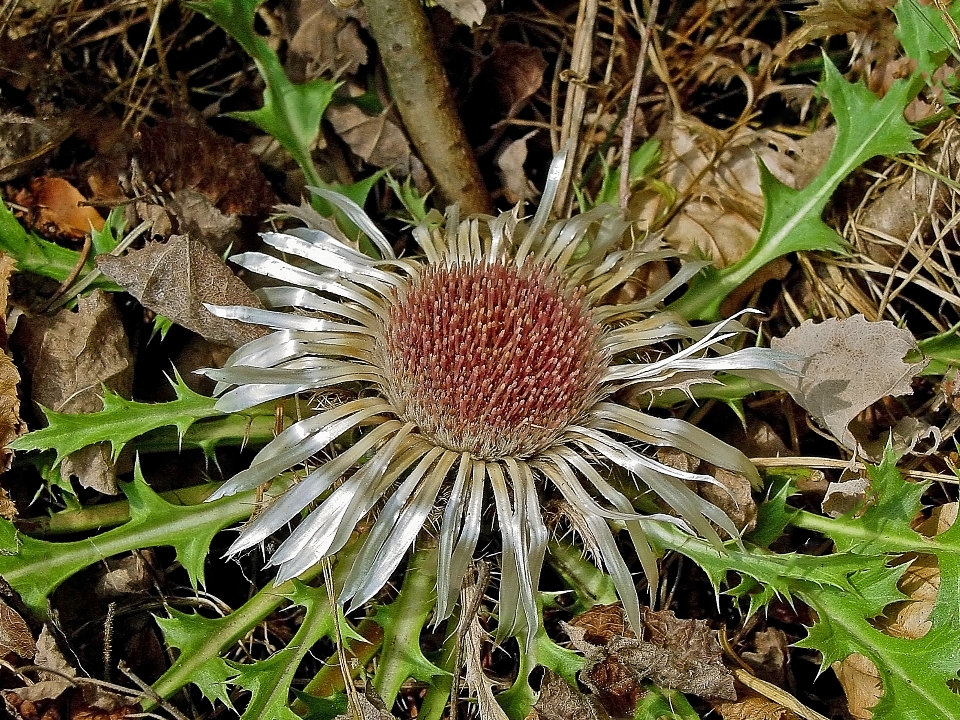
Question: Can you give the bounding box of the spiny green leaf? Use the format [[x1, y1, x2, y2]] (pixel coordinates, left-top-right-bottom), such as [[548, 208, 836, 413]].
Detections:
[[228, 583, 334, 720], [185, 0, 335, 187], [670, 54, 922, 321], [782, 449, 960, 718], [372, 546, 447, 705], [746, 474, 798, 549], [11, 372, 223, 466], [0, 463, 257, 615], [229, 78, 339, 173], [154, 610, 238, 708], [151, 565, 322, 707], [894, 0, 960, 75]]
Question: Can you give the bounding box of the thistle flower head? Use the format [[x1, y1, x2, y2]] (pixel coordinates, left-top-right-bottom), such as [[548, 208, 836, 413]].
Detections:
[[379, 258, 604, 459], [204, 151, 796, 638]]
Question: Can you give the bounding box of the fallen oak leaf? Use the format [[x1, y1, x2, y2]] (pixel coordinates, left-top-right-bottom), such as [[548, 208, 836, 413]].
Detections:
[[96, 235, 267, 348]]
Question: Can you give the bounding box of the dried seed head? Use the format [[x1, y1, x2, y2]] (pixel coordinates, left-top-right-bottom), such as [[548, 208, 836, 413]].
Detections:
[[380, 259, 606, 459]]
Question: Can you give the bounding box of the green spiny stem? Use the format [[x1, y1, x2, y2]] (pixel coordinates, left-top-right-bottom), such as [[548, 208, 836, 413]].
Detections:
[[789, 508, 939, 554], [135, 413, 284, 455], [18, 482, 223, 537], [148, 562, 325, 707], [372, 541, 443, 707]]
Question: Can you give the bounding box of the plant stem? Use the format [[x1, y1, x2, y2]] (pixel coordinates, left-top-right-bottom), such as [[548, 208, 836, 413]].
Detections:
[[18, 482, 223, 536], [372, 542, 441, 706], [363, 0, 491, 214]]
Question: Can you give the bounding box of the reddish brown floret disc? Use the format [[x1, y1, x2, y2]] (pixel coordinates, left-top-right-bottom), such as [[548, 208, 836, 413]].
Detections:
[[380, 259, 606, 459]]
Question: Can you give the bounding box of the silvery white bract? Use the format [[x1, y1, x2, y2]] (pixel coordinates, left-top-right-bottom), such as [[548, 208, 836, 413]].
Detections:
[[202, 149, 797, 639]]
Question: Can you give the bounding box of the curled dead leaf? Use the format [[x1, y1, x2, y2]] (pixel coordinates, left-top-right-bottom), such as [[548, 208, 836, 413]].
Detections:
[[566, 605, 736, 716], [771, 315, 927, 454], [17, 176, 105, 241]]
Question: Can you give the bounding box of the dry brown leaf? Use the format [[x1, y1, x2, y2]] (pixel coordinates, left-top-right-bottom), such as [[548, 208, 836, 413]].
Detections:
[[771, 315, 926, 454], [700, 467, 757, 534], [531, 670, 609, 720], [18, 176, 105, 240], [14, 290, 132, 493], [17, 626, 75, 702], [284, 0, 369, 79], [464, 43, 548, 149], [96, 235, 267, 348], [326, 97, 425, 183], [135, 188, 241, 256], [94, 554, 154, 600], [833, 652, 882, 720], [741, 629, 791, 687], [0, 597, 34, 659], [713, 689, 801, 720], [657, 450, 756, 533], [856, 128, 959, 265], [566, 606, 736, 715], [821, 475, 871, 518]]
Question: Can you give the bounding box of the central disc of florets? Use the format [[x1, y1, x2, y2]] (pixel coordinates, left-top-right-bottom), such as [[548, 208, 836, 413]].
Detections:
[[380, 259, 606, 459]]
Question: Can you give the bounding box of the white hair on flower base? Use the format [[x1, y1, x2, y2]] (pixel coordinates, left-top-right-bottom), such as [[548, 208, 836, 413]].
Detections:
[[202, 149, 796, 639]]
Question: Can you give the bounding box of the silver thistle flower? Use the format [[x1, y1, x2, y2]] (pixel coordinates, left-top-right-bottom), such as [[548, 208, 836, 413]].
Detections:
[[203, 151, 795, 637]]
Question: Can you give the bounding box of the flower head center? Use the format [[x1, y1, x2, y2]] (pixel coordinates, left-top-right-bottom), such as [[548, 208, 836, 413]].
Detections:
[[380, 259, 606, 459]]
